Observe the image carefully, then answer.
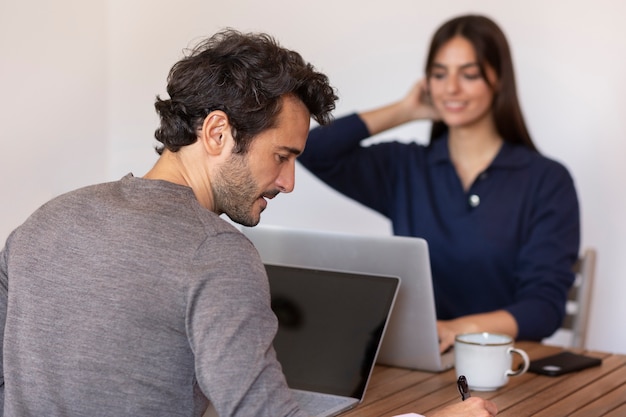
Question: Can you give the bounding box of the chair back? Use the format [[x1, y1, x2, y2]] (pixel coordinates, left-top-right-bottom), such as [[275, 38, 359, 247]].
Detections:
[[548, 248, 597, 349], [567, 248, 597, 348]]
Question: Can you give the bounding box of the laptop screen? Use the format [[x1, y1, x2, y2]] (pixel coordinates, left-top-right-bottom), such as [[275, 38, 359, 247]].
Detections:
[[244, 225, 451, 373], [265, 263, 399, 398]]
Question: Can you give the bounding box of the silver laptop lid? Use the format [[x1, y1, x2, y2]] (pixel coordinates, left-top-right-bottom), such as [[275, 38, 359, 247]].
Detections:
[[245, 225, 453, 372]]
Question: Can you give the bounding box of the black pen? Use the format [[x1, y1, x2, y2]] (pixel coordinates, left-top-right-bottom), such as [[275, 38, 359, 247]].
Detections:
[[457, 375, 471, 401]]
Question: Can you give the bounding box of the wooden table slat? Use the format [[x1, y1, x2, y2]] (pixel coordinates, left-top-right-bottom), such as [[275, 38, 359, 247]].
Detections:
[[601, 401, 626, 417], [343, 342, 626, 417], [568, 381, 626, 417], [497, 354, 625, 416]]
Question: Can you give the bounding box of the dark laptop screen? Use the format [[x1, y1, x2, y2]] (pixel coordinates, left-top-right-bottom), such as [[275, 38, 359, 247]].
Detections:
[[265, 263, 399, 398]]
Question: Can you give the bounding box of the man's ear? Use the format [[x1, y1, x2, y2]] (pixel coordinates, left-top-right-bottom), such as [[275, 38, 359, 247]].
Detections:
[[199, 111, 231, 156]]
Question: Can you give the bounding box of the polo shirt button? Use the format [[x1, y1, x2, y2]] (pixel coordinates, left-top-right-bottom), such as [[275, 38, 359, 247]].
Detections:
[[469, 194, 480, 207]]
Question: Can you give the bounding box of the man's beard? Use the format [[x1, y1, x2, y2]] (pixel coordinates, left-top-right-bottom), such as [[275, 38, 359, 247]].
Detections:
[[212, 153, 266, 227]]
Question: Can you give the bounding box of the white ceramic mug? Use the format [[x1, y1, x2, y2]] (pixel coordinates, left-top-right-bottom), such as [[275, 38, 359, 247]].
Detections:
[[454, 332, 530, 391]]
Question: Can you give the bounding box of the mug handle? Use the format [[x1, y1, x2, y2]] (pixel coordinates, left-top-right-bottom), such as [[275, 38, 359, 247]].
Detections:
[[506, 347, 530, 376]]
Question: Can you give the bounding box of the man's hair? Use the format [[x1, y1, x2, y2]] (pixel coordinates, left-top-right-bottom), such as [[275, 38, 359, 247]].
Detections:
[[154, 29, 337, 154]]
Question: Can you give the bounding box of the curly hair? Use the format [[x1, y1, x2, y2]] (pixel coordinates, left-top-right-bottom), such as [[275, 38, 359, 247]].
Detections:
[[154, 29, 337, 155]]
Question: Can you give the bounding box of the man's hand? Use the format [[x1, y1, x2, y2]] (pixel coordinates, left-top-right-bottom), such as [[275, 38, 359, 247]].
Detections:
[[428, 396, 498, 417]]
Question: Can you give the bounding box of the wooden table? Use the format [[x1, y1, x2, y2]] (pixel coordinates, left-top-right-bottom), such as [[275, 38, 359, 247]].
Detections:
[[343, 341, 626, 417]]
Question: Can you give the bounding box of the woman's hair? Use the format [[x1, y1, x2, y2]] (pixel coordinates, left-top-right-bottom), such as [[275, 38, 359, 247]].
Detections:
[[425, 15, 537, 151], [154, 29, 337, 155]]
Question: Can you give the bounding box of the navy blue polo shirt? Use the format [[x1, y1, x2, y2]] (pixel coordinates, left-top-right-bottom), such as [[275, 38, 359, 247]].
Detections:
[[299, 113, 580, 341]]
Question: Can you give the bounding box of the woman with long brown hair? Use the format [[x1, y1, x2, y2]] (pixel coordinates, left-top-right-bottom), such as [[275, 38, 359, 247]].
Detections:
[[299, 14, 580, 352]]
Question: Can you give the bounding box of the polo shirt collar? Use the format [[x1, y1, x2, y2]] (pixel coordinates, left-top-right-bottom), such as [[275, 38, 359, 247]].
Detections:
[[428, 134, 533, 170]]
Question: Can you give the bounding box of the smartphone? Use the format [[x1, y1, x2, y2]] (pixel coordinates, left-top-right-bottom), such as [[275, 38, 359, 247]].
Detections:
[[528, 351, 602, 376]]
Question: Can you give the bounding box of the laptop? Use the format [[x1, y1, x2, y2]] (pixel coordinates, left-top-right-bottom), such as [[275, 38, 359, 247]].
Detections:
[[243, 225, 454, 373], [265, 263, 400, 417]]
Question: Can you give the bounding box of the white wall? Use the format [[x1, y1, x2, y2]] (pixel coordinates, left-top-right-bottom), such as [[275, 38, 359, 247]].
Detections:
[[1, 0, 625, 354], [0, 0, 108, 240]]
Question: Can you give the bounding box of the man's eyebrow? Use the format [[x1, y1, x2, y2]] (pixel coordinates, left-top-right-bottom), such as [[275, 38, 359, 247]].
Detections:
[[278, 145, 302, 156]]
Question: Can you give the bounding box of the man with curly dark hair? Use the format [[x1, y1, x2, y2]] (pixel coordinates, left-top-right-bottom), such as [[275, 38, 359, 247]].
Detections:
[[0, 29, 336, 417], [0, 29, 497, 417]]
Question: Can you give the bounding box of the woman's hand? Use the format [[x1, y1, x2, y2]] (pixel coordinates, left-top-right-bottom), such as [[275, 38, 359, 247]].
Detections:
[[437, 319, 476, 353], [399, 79, 441, 122], [437, 310, 519, 353], [359, 79, 440, 135]]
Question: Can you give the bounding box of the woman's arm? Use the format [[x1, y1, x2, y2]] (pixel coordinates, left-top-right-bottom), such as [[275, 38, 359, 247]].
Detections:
[[437, 311, 518, 353], [436, 159, 580, 353], [360, 80, 439, 135]]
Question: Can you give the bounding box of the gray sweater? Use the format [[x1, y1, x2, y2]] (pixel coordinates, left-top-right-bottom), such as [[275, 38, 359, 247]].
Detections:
[[0, 174, 305, 417]]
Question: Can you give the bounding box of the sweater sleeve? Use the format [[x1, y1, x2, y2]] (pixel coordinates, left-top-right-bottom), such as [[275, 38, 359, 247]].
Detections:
[[506, 160, 580, 340], [187, 232, 305, 417], [300, 113, 371, 167], [299, 113, 401, 217]]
